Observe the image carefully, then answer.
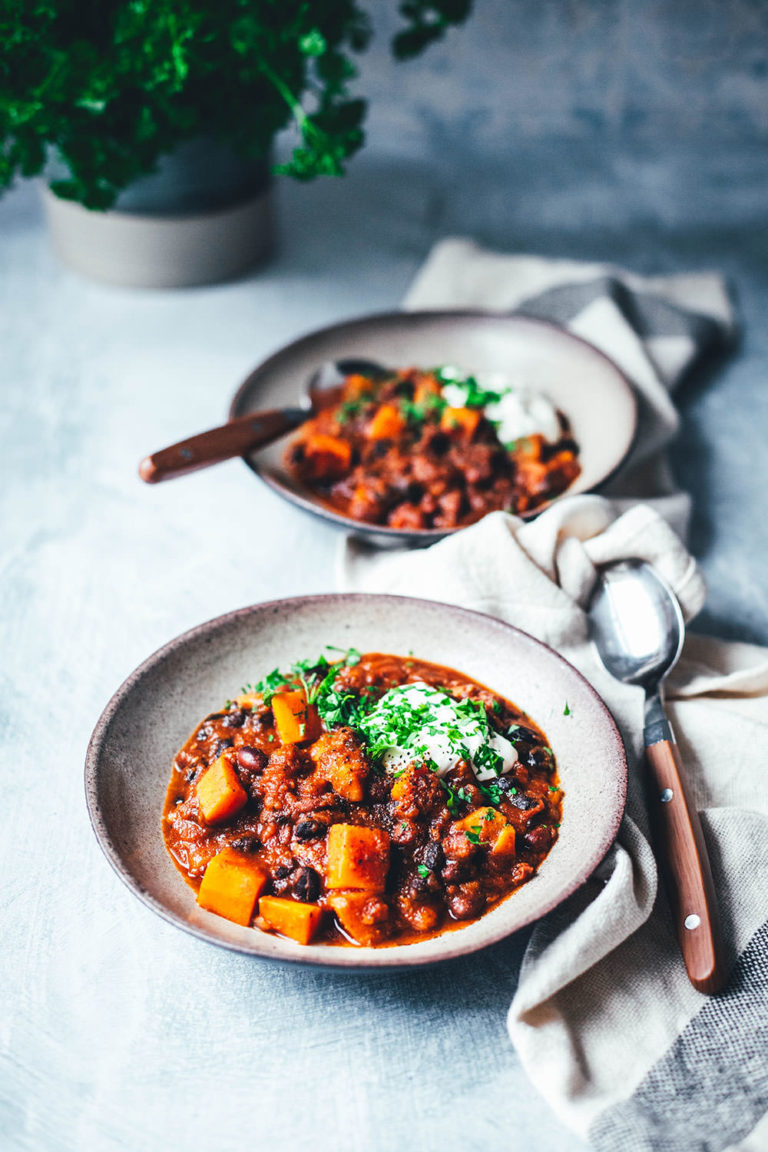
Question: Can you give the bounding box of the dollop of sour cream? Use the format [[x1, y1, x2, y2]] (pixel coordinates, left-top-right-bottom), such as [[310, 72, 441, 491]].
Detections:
[[441, 369, 562, 445], [357, 681, 517, 783]]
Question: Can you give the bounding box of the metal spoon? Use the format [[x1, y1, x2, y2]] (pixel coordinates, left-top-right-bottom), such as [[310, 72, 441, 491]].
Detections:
[[588, 559, 725, 994], [138, 357, 386, 484]]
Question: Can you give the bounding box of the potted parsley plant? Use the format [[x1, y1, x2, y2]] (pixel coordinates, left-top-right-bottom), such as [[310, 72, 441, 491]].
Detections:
[[0, 0, 471, 287]]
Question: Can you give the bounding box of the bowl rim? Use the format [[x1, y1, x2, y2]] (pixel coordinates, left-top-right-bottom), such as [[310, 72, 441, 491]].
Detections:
[[85, 592, 628, 968], [228, 308, 639, 542]]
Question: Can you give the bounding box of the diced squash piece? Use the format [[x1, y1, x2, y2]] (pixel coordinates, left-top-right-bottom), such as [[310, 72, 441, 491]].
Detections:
[[259, 896, 323, 945], [441, 406, 481, 437], [391, 765, 417, 801], [197, 755, 247, 824], [197, 848, 268, 925], [310, 729, 369, 801], [326, 824, 390, 891], [272, 689, 320, 745], [453, 806, 508, 846], [367, 404, 405, 441], [414, 377, 440, 405], [328, 890, 390, 947], [300, 434, 352, 481], [491, 824, 517, 857], [344, 373, 374, 397]]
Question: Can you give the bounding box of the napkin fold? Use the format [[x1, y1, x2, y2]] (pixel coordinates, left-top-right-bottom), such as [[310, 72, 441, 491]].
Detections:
[[338, 243, 768, 1151]]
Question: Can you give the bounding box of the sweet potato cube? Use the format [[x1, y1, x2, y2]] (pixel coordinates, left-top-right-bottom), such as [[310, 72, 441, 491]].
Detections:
[[344, 373, 374, 397], [326, 824, 390, 891], [272, 689, 320, 745], [414, 377, 440, 405], [328, 890, 390, 947], [490, 824, 517, 857], [259, 896, 323, 945], [391, 766, 416, 801], [300, 434, 352, 481], [440, 406, 481, 437], [453, 806, 507, 846], [197, 755, 248, 824], [310, 728, 369, 801], [197, 848, 268, 926], [367, 404, 405, 441]]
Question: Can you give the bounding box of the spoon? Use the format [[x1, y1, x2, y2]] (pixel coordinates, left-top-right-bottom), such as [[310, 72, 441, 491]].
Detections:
[[138, 357, 386, 484], [588, 559, 725, 994]]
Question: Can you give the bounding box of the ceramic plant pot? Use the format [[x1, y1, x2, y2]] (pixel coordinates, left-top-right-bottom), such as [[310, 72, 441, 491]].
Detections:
[[42, 138, 273, 289]]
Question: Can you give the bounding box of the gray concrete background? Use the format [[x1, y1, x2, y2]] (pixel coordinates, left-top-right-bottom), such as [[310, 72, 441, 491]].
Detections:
[[2, 3, 767, 1150]]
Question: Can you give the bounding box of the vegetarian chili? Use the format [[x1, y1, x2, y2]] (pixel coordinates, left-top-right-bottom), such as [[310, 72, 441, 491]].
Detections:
[[163, 649, 563, 947], [285, 365, 581, 530]]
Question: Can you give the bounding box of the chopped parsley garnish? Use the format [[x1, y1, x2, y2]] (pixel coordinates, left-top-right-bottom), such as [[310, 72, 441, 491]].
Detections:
[[336, 398, 366, 424], [480, 781, 502, 804], [417, 865, 431, 879], [250, 647, 364, 722], [563, 701, 572, 717], [464, 827, 482, 845], [473, 744, 504, 777]]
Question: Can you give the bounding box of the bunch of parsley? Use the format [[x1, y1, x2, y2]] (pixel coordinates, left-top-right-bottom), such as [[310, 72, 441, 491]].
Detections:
[[0, 0, 472, 210]]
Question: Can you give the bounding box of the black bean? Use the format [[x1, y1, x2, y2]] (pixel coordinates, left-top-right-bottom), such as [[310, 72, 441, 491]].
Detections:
[[428, 432, 450, 457], [510, 726, 538, 746], [294, 819, 323, 841], [411, 873, 431, 895], [293, 867, 321, 903], [237, 746, 267, 774], [274, 865, 292, 879], [421, 842, 444, 871], [510, 793, 539, 810], [211, 738, 233, 758], [230, 836, 261, 854], [222, 709, 246, 728], [246, 709, 271, 731], [526, 746, 553, 770]]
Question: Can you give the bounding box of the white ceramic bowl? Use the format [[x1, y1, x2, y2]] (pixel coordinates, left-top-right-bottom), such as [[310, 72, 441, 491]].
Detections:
[[86, 594, 627, 968], [230, 311, 638, 544]]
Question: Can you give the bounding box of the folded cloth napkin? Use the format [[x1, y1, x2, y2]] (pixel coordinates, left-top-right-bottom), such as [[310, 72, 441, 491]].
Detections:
[[338, 244, 767, 1151]]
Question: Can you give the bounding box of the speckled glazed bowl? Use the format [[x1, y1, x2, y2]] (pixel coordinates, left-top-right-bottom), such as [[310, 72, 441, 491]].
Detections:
[[230, 311, 638, 545], [86, 595, 627, 968]]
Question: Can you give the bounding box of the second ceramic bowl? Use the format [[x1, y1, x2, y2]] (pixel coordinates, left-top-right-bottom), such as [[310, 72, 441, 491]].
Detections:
[[230, 310, 638, 544]]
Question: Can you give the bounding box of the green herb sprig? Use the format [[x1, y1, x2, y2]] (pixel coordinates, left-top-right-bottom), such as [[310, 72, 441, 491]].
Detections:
[[0, 0, 472, 210]]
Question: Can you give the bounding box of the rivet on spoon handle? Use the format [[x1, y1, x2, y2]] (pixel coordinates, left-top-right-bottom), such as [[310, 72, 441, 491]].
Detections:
[[645, 728, 725, 994]]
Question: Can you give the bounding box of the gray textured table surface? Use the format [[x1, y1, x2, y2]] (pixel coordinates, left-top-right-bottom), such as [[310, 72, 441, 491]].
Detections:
[[3, 5, 768, 1148]]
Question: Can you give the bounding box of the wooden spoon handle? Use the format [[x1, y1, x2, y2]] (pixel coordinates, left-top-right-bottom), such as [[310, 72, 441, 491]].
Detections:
[[138, 408, 306, 483], [645, 737, 726, 993]]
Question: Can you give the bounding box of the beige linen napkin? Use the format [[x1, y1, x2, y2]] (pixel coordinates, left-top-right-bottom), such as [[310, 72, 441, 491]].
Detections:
[[337, 243, 767, 1151]]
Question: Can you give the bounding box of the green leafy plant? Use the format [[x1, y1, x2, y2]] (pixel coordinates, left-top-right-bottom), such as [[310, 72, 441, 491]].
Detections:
[[0, 0, 472, 210]]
